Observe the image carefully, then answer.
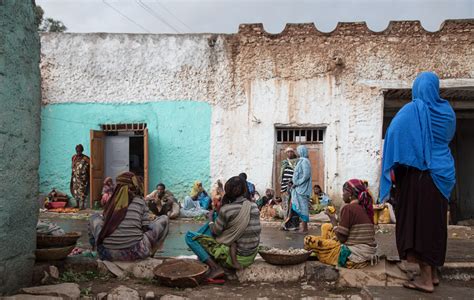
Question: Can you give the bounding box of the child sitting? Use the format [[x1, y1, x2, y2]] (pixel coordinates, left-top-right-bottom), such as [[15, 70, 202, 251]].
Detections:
[[101, 177, 114, 207]]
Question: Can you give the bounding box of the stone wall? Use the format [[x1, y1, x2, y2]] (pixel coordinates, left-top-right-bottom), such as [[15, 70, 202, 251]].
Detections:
[[39, 20, 473, 201], [0, 0, 41, 294]]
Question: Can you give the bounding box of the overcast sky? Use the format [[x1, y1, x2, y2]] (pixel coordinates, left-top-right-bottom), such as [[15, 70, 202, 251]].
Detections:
[[36, 0, 473, 34]]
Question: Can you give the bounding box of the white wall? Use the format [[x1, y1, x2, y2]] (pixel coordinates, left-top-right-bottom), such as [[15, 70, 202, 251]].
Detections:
[[40, 21, 473, 202]]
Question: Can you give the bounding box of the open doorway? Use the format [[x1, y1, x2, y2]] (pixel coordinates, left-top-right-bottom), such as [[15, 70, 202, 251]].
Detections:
[[273, 127, 325, 198], [89, 123, 149, 207], [383, 87, 474, 223]]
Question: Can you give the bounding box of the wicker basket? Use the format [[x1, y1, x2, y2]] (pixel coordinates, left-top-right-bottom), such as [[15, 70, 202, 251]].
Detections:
[[36, 232, 82, 249], [258, 249, 312, 265], [35, 245, 76, 261], [154, 259, 209, 288]]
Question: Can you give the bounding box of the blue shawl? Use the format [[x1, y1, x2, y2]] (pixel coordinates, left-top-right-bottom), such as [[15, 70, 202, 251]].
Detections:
[[380, 72, 456, 201]]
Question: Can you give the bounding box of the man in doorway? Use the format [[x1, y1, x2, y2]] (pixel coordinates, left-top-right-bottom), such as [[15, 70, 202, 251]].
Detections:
[[280, 147, 300, 230], [146, 183, 180, 219], [70, 144, 90, 210]]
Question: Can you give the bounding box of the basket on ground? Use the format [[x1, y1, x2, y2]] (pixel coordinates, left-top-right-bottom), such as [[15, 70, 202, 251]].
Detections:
[[154, 259, 209, 288], [35, 245, 76, 261], [37, 232, 82, 248], [258, 247, 312, 265]]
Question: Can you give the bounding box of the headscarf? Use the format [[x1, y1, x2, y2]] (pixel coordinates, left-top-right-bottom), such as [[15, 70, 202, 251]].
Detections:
[[97, 172, 144, 245], [103, 177, 113, 186], [380, 72, 456, 201], [190, 180, 204, 198], [343, 179, 374, 223], [221, 176, 247, 205]]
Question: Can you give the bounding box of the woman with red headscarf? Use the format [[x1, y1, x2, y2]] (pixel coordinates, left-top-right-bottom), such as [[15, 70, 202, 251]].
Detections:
[[304, 179, 377, 269]]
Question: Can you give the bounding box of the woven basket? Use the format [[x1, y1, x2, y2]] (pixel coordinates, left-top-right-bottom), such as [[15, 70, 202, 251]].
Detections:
[[258, 249, 312, 265], [35, 245, 76, 261], [37, 232, 82, 249], [154, 259, 209, 288]]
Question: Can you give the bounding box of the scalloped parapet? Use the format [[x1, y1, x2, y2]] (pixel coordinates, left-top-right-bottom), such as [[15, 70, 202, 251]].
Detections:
[[238, 19, 474, 37]]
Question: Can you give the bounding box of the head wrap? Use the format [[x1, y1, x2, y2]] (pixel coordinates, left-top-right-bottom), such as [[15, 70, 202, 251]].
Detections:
[[221, 176, 247, 205], [190, 180, 204, 198], [97, 172, 144, 245], [380, 72, 456, 201], [343, 179, 374, 223]]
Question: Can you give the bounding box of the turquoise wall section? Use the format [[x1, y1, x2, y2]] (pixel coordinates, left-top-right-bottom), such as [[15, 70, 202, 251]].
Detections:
[[1, 0, 41, 294], [40, 102, 211, 201]]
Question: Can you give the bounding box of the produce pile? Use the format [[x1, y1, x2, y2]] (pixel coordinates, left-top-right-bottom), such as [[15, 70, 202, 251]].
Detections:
[[260, 247, 309, 255]]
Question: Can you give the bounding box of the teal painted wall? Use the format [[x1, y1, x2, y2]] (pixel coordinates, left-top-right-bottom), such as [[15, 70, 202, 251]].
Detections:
[[40, 102, 211, 201], [0, 0, 41, 294]]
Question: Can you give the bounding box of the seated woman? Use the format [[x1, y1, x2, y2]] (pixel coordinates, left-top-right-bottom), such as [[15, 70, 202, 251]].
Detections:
[[180, 181, 211, 218], [304, 179, 377, 269], [310, 184, 332, 214], [185, 176, 261, 279], [101, 177, 115, 207], [146, 183, 180, 219], [210, 179, 225, 211], [89, 172, 169, 261]]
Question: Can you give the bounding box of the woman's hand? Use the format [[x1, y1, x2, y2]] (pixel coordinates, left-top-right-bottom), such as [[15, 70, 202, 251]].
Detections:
[[324, 208, 337, 226]]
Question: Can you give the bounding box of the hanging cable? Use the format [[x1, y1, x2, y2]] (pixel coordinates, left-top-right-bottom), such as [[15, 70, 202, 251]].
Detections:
[[135, 0, 180, 33], [102, 0, 151, 33], [154, 0, 193, 32]]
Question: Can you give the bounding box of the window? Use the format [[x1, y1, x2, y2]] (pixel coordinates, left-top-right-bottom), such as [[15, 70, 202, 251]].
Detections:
[[101, 123, 147, 132], [276, 127, 324, 144]]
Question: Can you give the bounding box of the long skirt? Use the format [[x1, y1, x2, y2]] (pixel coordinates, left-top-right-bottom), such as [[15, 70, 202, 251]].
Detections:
[[304, 223, 370, 269], [394, 166, 448, 266], [185, 221, 257, 269]]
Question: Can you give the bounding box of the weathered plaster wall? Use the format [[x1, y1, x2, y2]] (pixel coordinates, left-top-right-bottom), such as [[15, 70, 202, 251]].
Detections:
[[0, 0, 41, 294], [40, 102, 211, 199], [40, 20, 474, 202]]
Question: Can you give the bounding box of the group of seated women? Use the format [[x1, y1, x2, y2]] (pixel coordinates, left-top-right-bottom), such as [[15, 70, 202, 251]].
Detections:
[[89, 171, 377, 276]]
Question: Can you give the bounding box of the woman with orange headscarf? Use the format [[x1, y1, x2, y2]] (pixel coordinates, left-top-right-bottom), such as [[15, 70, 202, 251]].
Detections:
[[89, 172, 169, 261]]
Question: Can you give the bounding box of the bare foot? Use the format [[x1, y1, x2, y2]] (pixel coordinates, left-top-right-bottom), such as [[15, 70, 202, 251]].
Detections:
[[411, 275, 439, 287], [431, 268, 440, 286], [207, 266, 225, 279], [403, 279, 434, 293]]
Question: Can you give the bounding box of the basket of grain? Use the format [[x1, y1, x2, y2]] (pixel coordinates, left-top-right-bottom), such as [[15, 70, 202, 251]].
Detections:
[[258, 246, 312, 265]]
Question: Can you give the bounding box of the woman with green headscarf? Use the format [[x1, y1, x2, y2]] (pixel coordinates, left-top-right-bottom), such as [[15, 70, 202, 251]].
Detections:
[[180, 181, 211, 218], [89, 172, 169, 261]]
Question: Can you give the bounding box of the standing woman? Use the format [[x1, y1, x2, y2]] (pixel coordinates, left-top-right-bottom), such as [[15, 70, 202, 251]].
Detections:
[[381, 72, 456, 293], [290, 145, 312, 233], [70, 144, 90, 210]]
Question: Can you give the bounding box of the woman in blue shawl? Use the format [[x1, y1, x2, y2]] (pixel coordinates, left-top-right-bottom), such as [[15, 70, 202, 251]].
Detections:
[[381, 72, 456, 293], [289, 145, 312, 233]]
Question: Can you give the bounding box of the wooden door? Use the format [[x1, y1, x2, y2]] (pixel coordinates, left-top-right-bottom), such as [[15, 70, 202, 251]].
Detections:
[[274, 143, 324, 197], [143, 128, 149, 196], [90, 130, 105, 208]]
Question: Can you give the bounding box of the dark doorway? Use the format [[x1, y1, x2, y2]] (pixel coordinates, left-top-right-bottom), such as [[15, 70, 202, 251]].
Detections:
[[383, 87, 474, 223], [129, 136, 144, 177]]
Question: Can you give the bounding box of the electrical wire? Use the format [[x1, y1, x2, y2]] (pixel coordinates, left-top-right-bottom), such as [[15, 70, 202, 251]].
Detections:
[[102, 0, 151, 33], [154, 0, 193, 32], [135, 0, 180, 33]]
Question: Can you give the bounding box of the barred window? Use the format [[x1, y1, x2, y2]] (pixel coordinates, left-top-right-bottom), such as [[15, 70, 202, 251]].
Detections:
[[276, 127, 324, 144]]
